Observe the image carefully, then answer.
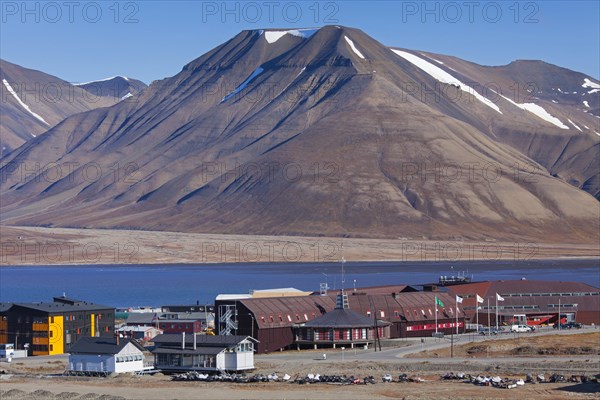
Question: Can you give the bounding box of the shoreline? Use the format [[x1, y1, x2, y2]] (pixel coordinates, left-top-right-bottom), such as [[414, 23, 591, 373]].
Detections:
[[2, 226, 598, 266], [1, 256, 600, 268]]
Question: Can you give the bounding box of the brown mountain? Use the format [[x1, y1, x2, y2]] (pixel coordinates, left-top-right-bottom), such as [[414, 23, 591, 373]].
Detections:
[[0, 26, 598, 243], [75, 76, 147, 102], [0, 59, 147, 155]]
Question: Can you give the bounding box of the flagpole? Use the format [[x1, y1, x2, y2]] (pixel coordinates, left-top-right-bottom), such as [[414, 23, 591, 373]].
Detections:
[[495, 293, 499, 331], [455, 298, 459, 335], [476, 295, 479, 331], [435, 296, 438, 334], [487, 298, 490, 335]]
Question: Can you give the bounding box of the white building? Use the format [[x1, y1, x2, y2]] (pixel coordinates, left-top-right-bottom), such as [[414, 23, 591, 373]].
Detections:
[[151, 333, 257, 372], [116, 325, 163, 341], [68, 337, 148, 375]]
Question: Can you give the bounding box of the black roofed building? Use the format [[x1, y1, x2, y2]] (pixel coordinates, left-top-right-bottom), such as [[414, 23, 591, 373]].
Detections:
[[68, 337, 148, 375], [294, 291, 391, 350], [0, 296, 115, 356], [151, 333, 257, 372]]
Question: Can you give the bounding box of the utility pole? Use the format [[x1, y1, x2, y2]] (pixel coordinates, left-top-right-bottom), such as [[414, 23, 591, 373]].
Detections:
[[558, 298, 561, 331]]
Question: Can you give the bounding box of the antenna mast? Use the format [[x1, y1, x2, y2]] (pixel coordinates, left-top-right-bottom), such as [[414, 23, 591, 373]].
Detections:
[[341, 242, 345, 292]]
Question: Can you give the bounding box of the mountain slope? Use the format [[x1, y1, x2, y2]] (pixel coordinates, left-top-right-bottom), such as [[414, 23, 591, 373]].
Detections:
[[0, 59, 147, 155], [75, 76, 147, 101], [0, 27, 598, 243]]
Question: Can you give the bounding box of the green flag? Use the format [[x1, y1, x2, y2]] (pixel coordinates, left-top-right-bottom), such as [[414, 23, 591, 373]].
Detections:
[[435, 297, 444, 307]]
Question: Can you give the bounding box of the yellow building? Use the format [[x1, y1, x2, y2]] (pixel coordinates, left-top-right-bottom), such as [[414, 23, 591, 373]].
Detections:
[[0, 296, 115, 356]]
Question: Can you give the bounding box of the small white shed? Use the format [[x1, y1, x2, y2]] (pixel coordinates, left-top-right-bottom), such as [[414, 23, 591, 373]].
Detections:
[[68, 337, 147, 375]]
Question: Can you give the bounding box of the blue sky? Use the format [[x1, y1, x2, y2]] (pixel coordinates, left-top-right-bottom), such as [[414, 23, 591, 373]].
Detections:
[[1, 1, 598, 84]]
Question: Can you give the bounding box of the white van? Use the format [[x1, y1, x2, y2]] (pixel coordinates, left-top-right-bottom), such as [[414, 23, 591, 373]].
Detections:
[[510, 324, 533, 333]]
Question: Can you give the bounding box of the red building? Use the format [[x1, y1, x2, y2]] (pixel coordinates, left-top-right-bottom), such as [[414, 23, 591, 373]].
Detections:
[[158, 319, 202, 334], [448, 280, 600, 326], [216, 287, 465, 353], [295, 291, 391, 350]]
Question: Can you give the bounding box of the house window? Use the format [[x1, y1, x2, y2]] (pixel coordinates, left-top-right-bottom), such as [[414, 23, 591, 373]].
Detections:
[[278, 316, 283, 322], [50, 317, 54, 324], [269, 316, 274, 323], [49, 331, 53, 337], [366, 311, 371, 317], [260, 316, 265, 322], [304, 314, 308, 321], [296, 314, 300, 321], [287, 315, 292, 322], [394, 310, 400, 318], [380, 311, 385, 318], [49, 344, 53, 351]]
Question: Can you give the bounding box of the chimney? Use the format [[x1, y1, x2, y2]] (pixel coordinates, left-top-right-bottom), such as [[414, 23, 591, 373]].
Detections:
[[181, 332, 186, 349], [193, 332, 197, 350]]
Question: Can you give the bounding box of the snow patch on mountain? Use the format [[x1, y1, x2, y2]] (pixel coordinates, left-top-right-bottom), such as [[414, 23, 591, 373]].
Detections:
[[221, 67, 264, 102], [491, 89, 569, 129], [2, 78, 49, 127], [263, 29, 318, 44], [568, 119, 582, 132], [344, 36, 365, 59], [120, 92, 133, 101], [582, 78, 600, 94], [582, 78, 599, 88], [74, 76, 130, 86], [391, 49, 502, 114]]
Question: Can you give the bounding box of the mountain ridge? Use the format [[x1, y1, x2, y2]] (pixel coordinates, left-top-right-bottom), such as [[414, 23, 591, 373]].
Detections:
[[0, 59, 148, 155], [1, 26, 598, 243]]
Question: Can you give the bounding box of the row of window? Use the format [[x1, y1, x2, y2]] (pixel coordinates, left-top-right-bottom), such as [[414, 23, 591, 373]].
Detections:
[[465, 305, 541, 311], [31, 344, 54, 351], [18, 313, 113, 325], [116, 354, 142, 363], [257, 310, 408, 324], [159, 323, 193, 329], [406, 322, 463, 331], [462, 292, 597, 299]]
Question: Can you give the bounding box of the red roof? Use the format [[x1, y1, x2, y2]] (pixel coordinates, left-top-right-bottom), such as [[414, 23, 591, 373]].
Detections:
[[239, 292, 465, 329]]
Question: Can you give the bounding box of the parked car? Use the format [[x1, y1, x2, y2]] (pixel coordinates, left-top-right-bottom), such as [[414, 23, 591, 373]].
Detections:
[[510, 324, 534, 333], [553, 322, 583, 329]]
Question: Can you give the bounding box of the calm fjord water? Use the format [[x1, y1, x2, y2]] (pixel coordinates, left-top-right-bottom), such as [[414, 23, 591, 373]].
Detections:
[[1, 259, 598, 307]]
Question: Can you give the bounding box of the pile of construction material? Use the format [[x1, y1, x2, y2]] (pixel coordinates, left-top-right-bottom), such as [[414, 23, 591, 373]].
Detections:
[[440, 371, 596, 389]]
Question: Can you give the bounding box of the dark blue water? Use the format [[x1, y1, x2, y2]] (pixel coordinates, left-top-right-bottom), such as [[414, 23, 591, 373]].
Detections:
[[1, 259, 598, 307]]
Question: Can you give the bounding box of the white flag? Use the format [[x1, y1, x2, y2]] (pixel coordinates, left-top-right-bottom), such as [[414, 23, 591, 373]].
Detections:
[[496, 293, 505, 301], [476, 294, 484, 303], [455, 295, 463, 304]]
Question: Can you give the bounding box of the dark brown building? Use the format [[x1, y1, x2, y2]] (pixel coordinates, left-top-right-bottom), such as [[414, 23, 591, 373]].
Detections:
[[216, 287, 466, 353], [295, 291, 391, 350]]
